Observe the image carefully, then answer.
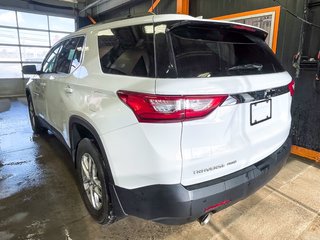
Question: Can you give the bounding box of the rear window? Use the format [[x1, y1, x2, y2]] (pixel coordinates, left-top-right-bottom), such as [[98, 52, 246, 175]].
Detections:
[[156, 22, 284, 78]]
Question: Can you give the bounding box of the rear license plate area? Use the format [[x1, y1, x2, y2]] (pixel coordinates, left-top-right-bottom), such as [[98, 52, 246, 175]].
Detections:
[[250, 99, 272, 125]]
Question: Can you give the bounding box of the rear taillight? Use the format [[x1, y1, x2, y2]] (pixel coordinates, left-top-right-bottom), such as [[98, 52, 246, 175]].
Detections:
[[288, 80, 295, 96], [117, 91, 228, 123]]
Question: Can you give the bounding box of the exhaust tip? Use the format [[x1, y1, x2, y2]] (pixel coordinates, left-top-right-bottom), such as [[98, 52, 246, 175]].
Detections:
[[198, 213, 211, 225]]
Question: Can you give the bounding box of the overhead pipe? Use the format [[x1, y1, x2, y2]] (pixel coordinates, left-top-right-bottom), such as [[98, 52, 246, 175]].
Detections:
[[148, 0, 161, 13]]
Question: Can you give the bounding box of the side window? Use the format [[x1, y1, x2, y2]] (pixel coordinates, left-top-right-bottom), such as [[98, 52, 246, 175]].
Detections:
[[98, 25, 154, 77], [70, 37, 85, 72], [55, 36, 85, 74], [42, 43, 63, 73]]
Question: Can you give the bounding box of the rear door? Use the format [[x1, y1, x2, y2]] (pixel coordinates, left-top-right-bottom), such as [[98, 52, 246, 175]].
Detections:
[[154, 21, 292, 186]]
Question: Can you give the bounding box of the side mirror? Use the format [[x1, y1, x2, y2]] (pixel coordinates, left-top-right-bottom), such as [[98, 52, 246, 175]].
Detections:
[[22, 65, 39, 75]]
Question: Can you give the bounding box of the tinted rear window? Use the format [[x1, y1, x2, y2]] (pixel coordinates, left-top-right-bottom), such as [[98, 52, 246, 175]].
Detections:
[[156, 22, 284, 78]]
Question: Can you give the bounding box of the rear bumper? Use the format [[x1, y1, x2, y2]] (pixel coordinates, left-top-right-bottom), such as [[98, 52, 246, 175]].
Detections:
[[114, 136, 291, 225]]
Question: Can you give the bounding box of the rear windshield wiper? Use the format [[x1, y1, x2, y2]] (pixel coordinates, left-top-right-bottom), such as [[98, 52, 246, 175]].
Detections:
[[228, 64, 263, 71]]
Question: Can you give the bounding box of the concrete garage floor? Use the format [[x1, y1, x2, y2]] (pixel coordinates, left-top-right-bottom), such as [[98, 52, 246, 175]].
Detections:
[[0, 98, 320, 240]]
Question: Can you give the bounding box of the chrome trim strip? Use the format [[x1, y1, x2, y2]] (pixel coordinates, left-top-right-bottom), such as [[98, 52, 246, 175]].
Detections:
[[222, 85, 289, 106]]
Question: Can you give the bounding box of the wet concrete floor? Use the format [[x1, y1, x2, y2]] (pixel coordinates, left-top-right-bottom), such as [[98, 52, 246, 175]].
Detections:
[[0, 98, 320, 240]]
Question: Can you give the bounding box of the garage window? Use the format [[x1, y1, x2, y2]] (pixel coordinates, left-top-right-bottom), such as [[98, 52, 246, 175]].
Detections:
[[0, 9, 75, 79]]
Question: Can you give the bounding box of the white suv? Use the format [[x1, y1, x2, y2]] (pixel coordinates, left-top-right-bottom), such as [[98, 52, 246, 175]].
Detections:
[[24, 14, 293, 225]]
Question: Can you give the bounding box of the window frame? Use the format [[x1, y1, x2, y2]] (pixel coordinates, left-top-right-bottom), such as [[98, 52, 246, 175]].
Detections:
[[55, 36, 86, 74], [41, 35, 86, 75]]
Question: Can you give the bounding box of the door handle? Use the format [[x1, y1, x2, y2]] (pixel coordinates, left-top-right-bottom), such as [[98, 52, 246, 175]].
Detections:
[[40, 82, 46, 87], [64, 86, 73, 94]]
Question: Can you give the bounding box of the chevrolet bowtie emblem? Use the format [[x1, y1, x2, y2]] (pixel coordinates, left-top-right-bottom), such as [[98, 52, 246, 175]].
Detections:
[[264, 89, 275, 98]]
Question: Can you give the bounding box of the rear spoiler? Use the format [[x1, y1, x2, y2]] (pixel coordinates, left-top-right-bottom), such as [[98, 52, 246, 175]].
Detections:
[[168, 20, 268, 41]]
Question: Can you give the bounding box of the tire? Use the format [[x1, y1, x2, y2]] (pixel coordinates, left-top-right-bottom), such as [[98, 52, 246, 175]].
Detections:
[[76, 138, 113, 224], [27, 95, 46, 134]]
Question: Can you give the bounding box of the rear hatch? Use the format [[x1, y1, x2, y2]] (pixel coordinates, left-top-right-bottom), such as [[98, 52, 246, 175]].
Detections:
[[154, 20, 292, 186]]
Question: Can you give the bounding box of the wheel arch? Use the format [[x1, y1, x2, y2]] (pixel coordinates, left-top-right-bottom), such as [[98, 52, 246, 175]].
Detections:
[[69, 116, 126, 221], [69, 115, 114, 184]]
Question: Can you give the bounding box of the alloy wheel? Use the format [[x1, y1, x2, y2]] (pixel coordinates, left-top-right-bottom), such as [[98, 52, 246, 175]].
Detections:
[[81, 153, 103, 210]]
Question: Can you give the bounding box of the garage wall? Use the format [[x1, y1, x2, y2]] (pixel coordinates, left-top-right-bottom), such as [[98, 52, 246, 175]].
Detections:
[[292, 2, 320, 152], [306, 1, 320, 56], [0, 79, 26, 97]]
